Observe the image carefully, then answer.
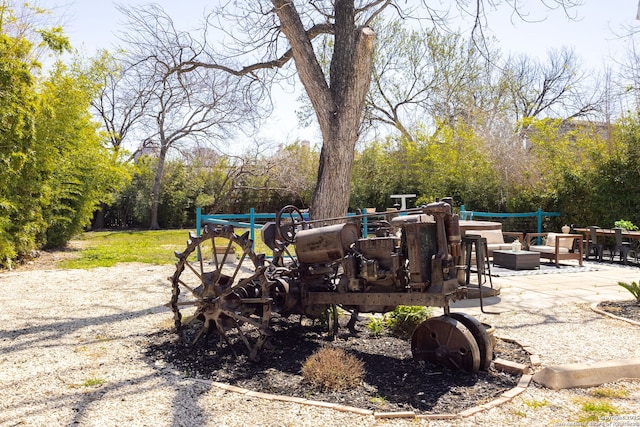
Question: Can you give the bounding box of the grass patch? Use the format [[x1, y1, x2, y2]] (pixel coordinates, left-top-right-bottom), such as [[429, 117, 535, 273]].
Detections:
[[70, 377, 105, 388], [511, 409, 527, 417], [369, 394, 389, 407], [60, 230, 190, 268], [576, 398, 622, 423], [523, 398, 548, 408], [59, 228, 273, 269], [82, 377, 105, 387], [589, 386, 629, 399]]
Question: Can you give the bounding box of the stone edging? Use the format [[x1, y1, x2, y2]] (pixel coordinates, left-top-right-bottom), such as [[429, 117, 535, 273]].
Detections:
[[590, 302, 640, 327], [178, 337, 539, 420]]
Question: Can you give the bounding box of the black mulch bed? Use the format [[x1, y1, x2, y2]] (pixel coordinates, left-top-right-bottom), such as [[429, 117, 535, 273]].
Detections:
[[597, 300, 640, 323], [145, 316, 528, 415]]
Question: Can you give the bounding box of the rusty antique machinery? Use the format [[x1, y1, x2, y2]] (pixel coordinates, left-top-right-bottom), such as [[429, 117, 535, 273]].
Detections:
[[169, 201, 493, 371]]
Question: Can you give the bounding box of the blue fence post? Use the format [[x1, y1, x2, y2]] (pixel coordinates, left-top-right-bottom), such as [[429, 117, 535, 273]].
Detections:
[[196, 207, 202, 237], [195, 207, 202, 261], [537, 208, 543, 234], [362, 208, 370, 238], [249, 207, 255, 249]]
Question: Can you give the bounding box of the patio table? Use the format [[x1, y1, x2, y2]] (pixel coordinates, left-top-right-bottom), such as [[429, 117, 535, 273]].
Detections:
[[574, 228, 640, 240], [493, 250, 540, 270]]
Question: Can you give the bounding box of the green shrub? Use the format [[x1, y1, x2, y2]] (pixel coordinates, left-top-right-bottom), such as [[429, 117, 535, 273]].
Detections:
[[302, 347, 365, 391], [385, 305, 433, 339], [366, 317, 385, 336], [618, 281, 640, 303]]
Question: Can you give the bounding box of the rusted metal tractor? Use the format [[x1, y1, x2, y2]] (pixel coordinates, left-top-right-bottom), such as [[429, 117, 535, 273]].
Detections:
[[169, 201, 493, 372]]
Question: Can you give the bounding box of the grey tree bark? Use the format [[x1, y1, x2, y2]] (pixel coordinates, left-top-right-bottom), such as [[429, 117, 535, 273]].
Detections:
[[272, 1, 375, 219]]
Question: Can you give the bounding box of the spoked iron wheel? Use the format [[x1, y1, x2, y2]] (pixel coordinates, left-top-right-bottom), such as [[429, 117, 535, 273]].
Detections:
[[411, 315, 482, 372], [169, 223, 272, 362]]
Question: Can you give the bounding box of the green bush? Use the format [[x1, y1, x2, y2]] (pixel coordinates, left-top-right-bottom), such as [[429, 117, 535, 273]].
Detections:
[[618, 281, 640, 303], [366, 317, 385, 336], [302, 347, 365, 391], [385, 305, 433, 339]]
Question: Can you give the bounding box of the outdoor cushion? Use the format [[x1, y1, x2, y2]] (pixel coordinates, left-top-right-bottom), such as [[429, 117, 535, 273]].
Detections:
[[473, 229, 513, 256], [528, 244, 571, 254], [546, 233, 574, 250], [477, 229, 505, 245]]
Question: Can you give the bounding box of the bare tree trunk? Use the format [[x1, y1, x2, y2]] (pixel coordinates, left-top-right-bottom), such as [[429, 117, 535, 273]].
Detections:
[[312, 26, 375, 219], [149, 145, 167, 230], [92, 203, 106, 230], [274, 0, 375, 220]]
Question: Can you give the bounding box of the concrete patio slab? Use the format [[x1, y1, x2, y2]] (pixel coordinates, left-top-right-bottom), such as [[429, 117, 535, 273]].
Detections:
[[452, 262, 640, 313]]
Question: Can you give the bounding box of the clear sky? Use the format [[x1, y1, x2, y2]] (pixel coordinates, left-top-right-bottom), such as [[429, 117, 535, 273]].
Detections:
[[480, 1, 638, 69], [41, 1, 640, 147]]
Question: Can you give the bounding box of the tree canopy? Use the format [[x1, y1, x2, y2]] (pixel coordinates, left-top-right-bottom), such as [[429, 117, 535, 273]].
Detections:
[[0, 3, 129, 266]]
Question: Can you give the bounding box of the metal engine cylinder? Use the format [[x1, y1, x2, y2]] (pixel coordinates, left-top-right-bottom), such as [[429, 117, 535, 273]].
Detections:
[[295, 222, 360, 264]]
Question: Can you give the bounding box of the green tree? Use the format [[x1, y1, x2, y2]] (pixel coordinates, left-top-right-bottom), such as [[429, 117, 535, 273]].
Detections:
[[257, 141, 319, 211], [558, 114, 640, 228], [350, 139, 402, 211], [35, 59, 130, 247], [0, 3, 129, 265], [0, 31, 40, 264], [513, 118, 610, 212], [350, 122, 500, 212], [412, 122, 500, 210]]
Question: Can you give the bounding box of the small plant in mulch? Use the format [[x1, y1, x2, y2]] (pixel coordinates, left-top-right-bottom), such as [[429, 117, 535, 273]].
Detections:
[[365, 306, 433, 339], [301, 347, 365, 391], [618, 281, 640, 303], [366, 317, 385, 336], [385, 305, 433, 339]]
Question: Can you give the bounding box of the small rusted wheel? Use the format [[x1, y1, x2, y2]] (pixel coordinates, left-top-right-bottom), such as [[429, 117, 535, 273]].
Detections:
[[275, 205, 307, 244], [448, 312, 493, 371], [169, 224, 272, 362], [411, 315, 481, 372]]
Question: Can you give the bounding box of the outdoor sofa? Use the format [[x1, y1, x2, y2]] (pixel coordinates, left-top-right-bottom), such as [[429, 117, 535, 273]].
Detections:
[[472, 229, 524, 256]]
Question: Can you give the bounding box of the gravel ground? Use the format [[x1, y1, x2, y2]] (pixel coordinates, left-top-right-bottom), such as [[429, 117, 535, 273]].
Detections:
[[1, 260, 640, 427]]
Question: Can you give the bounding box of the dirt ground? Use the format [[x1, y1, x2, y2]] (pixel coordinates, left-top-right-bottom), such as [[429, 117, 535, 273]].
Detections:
[[2, 247, 639, 426], [3, 248, 529, 416]]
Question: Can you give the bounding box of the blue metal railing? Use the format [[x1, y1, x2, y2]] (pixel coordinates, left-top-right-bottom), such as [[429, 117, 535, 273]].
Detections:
[[196, 207, 281, 244], [195, 207, 397, 247], [197, 206, 561, 241], [459, 205, 561, 234]]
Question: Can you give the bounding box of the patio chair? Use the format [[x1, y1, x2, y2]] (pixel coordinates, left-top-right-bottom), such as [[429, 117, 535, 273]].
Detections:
[[525, 232, 583, 266], [610, 227, 633, 265], [586, 226, 604, 261]]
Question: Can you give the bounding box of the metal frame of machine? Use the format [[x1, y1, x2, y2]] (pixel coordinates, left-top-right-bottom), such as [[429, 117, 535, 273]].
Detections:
[[169, 201, 493, 372]]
